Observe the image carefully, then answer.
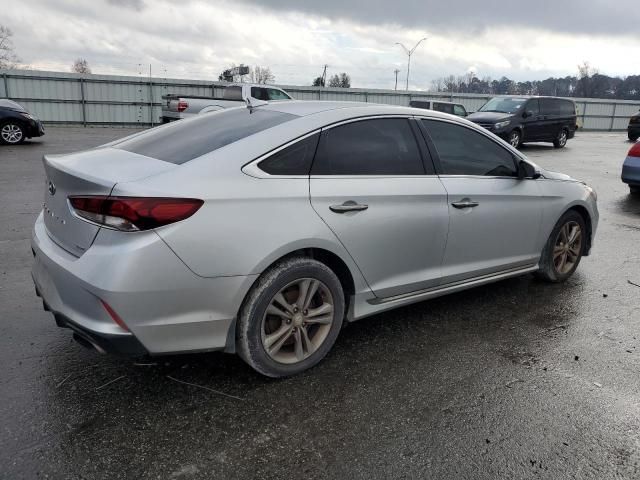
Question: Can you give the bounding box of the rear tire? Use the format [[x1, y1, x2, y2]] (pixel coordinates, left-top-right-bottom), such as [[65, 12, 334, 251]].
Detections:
[[535, 210, 586, 283], [553, 129, 568, 148], [237, 257, 345, 378], [0, 121, 25, 145]]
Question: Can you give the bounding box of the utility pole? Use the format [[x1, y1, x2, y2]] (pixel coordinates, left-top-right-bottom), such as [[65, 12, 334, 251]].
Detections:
[[395, 37, 427, 91], [394, 69, 400, 90], [321, 64, 328, 87]]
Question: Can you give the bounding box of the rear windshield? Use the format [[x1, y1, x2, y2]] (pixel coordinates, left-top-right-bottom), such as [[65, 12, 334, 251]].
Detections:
[[114, 108, 297, 164]]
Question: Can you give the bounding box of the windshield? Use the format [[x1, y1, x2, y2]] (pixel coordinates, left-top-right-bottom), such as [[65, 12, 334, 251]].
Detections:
[[479, 98, 527, 114]]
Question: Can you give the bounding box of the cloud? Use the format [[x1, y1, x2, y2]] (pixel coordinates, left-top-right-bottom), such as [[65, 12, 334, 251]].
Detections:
[[106, 0, 146, 11], [234, 0, 638, 36]]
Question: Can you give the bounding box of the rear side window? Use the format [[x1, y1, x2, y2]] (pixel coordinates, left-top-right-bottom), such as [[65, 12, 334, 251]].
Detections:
[[223, 86, 242, 100], [410, 101, 430, 109], [560, 100, 576, 116], [433, 102, 454, 114], [422, 120, 517, 177], [312, 118, 424, 175], [115, 108, 297, 164], [251, 87, 268, 100], [540, 98, 562, 116], [259, 133, 319, 175]]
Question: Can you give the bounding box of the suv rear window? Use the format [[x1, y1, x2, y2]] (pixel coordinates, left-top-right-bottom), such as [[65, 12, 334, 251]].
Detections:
[[114, 108, 297, 164]]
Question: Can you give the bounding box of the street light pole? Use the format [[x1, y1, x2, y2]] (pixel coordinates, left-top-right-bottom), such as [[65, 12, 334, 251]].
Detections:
[[395, 37, 427, 91]]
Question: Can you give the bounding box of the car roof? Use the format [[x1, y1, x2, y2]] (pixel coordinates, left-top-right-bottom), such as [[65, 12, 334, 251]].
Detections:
[[260, 100, 459, 120]]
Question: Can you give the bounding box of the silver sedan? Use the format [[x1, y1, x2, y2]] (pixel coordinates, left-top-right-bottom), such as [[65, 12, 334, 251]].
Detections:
[[31, 101, 598, 377]]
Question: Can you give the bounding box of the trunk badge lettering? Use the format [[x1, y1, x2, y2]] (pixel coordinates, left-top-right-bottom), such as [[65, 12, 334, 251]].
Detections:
[[48, 181, 56, 196]]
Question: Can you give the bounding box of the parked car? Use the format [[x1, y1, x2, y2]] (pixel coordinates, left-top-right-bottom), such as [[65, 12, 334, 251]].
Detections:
[[628, 110, 640, 142], [32, 101, 598, 377], [622, 141, 640, 194], [467, 96, 577, 149], [409, 100, 468, 117], [0, 99, 45, 145], [161, 84, 292, 123]]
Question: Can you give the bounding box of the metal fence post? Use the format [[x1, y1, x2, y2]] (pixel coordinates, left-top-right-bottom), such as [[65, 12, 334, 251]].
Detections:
[[2, 73, 8, 98], [149, 78, 154, 127], [79, 78, 87, 127], [609, 103, 617, 131]]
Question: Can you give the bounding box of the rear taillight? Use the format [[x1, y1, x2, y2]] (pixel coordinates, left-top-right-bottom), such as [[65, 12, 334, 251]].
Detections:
[[100, 299, 129, 332], [69, 196, 203, 231], [177, 100, 188, 112], [629, 142, 640, 158]]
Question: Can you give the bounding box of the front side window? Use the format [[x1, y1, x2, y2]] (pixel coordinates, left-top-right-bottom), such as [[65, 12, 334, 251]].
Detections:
[[267, 89, 291, 100], [453, 105, 467, 117], [422, 120, 517, 177], [259, 133, 319, 175], [525, 99, 540, 115], [312, 118, 424, 175]]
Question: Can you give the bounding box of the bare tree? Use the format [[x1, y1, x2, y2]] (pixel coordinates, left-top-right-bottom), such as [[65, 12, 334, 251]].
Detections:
[[328, 72, 351, 88], [430, 77, 445, 92], [0, 25, 21, 69], [250, 65, 275, 84], [71, 58, 91, 74]]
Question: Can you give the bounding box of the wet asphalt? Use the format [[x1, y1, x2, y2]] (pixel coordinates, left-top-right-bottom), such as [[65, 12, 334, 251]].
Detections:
[[1, 127, 639, 480]]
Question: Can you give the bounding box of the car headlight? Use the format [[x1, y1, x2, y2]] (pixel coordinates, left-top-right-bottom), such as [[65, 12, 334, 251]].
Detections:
[[494, 120, 510, 129], [584, 184, 597, 201]]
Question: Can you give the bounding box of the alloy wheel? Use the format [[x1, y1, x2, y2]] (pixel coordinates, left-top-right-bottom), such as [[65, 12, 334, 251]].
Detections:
[[553, 221, 582, 274], [509, 131, 520, 148], [261, 278, 334, 364], [558, 130, 567, 147], [1, 123, 23, 144]]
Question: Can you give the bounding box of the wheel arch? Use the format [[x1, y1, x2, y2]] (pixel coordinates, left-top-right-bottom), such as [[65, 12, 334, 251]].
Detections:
[[565, 204, 593, 255]]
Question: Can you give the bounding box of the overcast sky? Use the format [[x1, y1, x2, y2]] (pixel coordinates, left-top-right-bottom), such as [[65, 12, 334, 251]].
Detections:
[[5, 0, 640, 90]]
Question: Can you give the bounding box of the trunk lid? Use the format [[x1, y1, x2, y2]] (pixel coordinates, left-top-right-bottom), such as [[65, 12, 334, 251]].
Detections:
[[42, 148, 176, 256]]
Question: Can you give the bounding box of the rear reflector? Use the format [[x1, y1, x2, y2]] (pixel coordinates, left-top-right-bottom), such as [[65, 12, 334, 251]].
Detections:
[[99, 299, 130, 332], [629, 142, 640, 158], [69, 196, 203, 231], [177, 100, 188, 112]]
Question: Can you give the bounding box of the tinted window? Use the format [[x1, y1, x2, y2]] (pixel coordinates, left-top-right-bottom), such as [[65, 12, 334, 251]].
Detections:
[[433, 102, 454, 114], [115, 108, 297, 164], [410, 101, 431, 109], [259, 133, 319, 175], [250, 87, 269, 100], [525, 98, 540, 115], [267, 89, 291, 100], [312, 118, 424, 175], [422, 120, 517, 177], [479, 97, 527, 114], [560, 100, 576, 116], [540, 98, 562, 116]]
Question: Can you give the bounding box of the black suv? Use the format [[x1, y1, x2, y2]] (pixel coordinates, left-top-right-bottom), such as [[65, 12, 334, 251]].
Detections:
[[467, 96, 577, 148], [629, 110, 640, 142], [0, 99, 45, 145]]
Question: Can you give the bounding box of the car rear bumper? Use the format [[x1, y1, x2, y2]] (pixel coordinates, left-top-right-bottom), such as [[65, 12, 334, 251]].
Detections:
[[622, 155, 640, 186], [31, 212, 257, 356]]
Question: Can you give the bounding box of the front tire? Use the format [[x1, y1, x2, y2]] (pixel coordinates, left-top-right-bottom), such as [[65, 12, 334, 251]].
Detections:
[[535, 210, 586, 283], [0, 121, 25, 145], [553, 129, 568, 148], [237, 257, 345, 378], [508, 130, 522, 148]]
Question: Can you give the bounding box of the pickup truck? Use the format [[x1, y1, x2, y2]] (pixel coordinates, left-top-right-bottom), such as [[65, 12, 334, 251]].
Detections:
[[161, 83, 292, 123]]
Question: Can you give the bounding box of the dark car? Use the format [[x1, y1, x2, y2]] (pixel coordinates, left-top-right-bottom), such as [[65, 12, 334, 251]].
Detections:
[[0, 99, 45, 145], [409, 100, 468, 117], [467, 96, 577, 149], [628, 110, 640, 142]]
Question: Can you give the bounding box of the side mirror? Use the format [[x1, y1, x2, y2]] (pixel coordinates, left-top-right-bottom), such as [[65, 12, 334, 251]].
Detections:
[[523, 110, 533, 119], [517, 161, 539, 180]]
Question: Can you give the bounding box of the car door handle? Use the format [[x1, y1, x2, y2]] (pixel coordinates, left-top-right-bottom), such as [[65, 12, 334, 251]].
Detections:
[[329, 201, 369, 213], [451, 200, 479, 209]]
